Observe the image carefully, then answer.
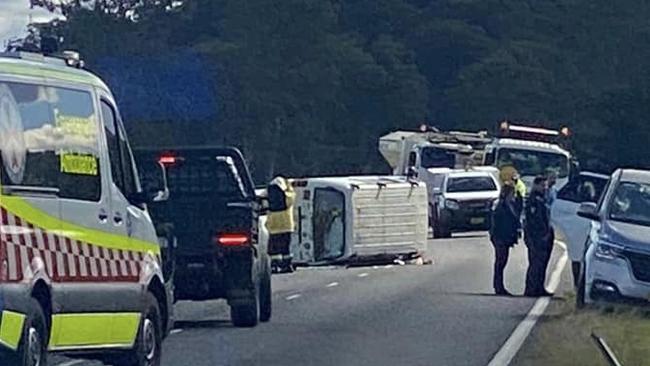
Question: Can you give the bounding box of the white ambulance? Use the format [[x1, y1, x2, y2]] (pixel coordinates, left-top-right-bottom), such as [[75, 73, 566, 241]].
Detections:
[[0, 51, 171, 365]]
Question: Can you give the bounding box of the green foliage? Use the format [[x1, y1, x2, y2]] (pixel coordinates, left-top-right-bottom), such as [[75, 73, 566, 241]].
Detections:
[[35, 0, 650, 181]]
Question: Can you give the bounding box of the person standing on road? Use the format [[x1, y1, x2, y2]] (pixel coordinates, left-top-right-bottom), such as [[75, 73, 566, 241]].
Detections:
[[546, 171, 558, 210], [524, 176, 554, 297], [266, 176, 296, 272], [489, 184, 520, 296]]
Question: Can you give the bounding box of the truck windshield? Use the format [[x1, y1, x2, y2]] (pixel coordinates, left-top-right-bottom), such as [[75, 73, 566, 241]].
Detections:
[[420, 146, 455, 169], [446, 176, 497, 193], [496, 148, 569, 178]]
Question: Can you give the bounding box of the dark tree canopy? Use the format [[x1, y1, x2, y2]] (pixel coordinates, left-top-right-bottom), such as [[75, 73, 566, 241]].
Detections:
[[32, 0, 650, 181]]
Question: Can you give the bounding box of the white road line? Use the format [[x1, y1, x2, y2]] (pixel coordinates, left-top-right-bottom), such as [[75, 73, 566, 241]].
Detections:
[[286, 294, 302, 300], [487, 252, 568, 366], [326, 282, 339, 288], [358, 272, 369, 278], [384, 264, 394, 269], [170, 328, 183, 335]]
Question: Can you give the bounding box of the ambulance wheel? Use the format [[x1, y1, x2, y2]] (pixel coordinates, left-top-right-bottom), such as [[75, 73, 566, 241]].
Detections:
[[259, 261, 272, 323], [231, 293, 259, 327], [2, 298, 49, 366], [120, 293, 162, 366]]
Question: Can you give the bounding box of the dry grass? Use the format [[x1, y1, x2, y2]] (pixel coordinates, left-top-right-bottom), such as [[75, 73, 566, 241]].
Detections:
[[514, 293, 650, 366]]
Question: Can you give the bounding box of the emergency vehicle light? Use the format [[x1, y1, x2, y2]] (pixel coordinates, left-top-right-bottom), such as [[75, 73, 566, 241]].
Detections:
[[216, 233, 250, 247], [560, 127, 571, 136], [159, 155, 177, 165]]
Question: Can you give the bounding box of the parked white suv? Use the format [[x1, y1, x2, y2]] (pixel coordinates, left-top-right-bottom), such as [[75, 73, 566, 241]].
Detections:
[[577, 169, 650, 306]]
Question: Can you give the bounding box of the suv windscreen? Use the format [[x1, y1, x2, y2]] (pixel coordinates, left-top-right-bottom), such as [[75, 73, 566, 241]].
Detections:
[[609, 181, 650, 227], [446, 176, 497, 193]]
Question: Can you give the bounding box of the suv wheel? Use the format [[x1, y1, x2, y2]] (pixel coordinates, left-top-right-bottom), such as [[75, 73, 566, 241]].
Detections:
[[118, 293, 162, 366], [259, 260, 272, 322]]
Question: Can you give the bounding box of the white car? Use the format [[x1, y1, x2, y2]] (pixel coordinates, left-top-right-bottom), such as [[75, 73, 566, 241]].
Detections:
[[550, 172, 609, 284], [431, 170, 501, 238], [577, 169, 650, 306]]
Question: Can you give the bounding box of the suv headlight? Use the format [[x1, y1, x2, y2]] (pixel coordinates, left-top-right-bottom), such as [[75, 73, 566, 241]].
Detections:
[[445, 199, 460, 210], [595, 240, 625, 260]]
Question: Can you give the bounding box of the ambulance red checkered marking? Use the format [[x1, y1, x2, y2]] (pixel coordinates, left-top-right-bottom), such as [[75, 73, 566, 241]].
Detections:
[[0, 207, 143, 283]]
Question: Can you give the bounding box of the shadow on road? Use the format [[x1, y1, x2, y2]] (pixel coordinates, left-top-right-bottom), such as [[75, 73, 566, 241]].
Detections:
[[449, 291, 534, 299], [173, 319, 233, 330]]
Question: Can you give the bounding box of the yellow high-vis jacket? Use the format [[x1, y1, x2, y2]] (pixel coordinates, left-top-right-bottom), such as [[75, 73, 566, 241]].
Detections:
[[265, 177, 296, 235]]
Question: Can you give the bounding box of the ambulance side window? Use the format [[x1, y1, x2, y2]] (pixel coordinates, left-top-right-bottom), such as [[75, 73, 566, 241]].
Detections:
[[0, 81, 100, 201], [100, 100, 139, 203], [117, 121, 138, 202], [101, 100, 125, 194]]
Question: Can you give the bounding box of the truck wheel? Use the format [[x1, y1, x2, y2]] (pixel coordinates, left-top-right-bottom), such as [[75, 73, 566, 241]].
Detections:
[[259, 261, 272, 323], [6, 298, 48, 366], [231, 295, 259, 327], [118, 293, 162, 366]]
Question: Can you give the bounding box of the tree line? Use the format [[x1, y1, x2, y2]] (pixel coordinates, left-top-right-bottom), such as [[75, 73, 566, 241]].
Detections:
[[34, 0, 650, 182]]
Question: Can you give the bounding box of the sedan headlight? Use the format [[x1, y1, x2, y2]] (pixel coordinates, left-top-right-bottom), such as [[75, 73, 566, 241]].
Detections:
[[595, 241, 625, 260], [445, 199, 460, 210]]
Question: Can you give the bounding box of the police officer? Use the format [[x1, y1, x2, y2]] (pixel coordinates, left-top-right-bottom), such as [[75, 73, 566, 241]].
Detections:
[[524, 176, 554, 297], [490, 183, 520, 296], [266, 176, 296, 273]]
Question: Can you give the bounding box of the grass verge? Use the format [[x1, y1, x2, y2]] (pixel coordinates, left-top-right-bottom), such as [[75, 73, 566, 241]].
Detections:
[[513, 292, 650, 366]]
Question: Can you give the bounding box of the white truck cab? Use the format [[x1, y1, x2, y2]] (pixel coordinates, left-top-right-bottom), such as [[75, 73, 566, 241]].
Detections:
[[483, 123, 574, 191], [0, 51, 170, 366], [289, 176, 428, 265]]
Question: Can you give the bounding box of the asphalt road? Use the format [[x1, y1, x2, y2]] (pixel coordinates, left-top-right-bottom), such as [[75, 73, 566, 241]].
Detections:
[[53, 233, 563, 366]]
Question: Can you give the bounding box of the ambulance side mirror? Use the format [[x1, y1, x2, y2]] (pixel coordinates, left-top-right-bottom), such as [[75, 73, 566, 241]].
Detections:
[[138, 161, 170, 204]]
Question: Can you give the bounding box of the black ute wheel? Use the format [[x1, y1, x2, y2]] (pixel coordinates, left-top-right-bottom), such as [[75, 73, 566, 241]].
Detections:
[[1, 298, 49, 366], [231, 294, 259, 327], [259, 261, 272, 322], [118, 292, 162, 366]]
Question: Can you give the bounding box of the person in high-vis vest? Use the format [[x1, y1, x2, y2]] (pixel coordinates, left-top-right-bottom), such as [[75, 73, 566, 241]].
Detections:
[[266, 176, 296, 272]]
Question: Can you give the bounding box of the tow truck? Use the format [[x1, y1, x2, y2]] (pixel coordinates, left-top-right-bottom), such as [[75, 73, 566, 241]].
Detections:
[[379, 122, 577, 230], [482, 121, 576, 191]]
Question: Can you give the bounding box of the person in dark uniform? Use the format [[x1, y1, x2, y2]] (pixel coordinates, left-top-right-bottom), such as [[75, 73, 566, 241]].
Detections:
[[524, 176, 554, 297], [489, 184, 520, 296]]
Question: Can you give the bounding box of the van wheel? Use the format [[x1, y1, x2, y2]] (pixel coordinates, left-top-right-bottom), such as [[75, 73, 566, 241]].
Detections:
[[231, 294, 259, 327], [118, 293, 162, 366], [1, 298, 49, 366], [259, 261, 272, 322]]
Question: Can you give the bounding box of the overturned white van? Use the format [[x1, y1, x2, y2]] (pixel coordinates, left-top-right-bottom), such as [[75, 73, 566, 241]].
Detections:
[[289, 176, 428, 265]]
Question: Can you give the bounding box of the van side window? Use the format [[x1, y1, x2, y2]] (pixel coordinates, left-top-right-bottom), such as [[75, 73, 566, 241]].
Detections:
[[101, 100, 138, 202], [117, 120, 139, 201], [101, 100, 125, 194], [0, 81, 100, 201]]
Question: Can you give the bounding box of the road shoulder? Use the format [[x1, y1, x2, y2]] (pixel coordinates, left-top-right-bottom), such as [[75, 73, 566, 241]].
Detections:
[[512, 262, 650, 366]]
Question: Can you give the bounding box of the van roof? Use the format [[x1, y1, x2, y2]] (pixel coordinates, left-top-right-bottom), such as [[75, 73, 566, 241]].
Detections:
[[0, 52, 109, 90]]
